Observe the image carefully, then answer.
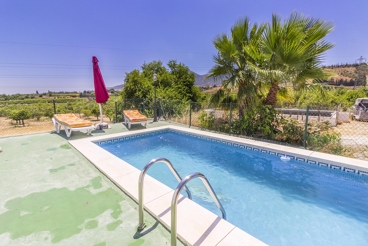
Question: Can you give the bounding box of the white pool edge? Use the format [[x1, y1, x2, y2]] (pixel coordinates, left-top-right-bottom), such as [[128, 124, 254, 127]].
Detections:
[[69, 125, 368, 246]]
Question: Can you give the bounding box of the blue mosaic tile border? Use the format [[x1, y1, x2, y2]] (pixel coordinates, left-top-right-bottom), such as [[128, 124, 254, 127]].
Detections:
[[94, 129, 170, 145], [94, 129, 368, 177]]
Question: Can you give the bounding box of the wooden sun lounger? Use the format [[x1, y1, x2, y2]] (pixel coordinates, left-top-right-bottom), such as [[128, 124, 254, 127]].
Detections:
[[52, 114, 95, 137], [123, 110, 147, 129]]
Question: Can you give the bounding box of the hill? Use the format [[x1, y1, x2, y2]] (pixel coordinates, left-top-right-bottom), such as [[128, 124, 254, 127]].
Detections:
[[323, 63, 368, 87], [195, 64, 368, 88]]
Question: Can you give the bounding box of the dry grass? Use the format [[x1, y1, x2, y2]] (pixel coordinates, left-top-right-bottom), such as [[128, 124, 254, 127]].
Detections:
[[202, 86, 222, 94], [324, 67, 357, 82], [202, 86, 240, 95], [168, 111, 202, 127], [0, 116, 112, 137]]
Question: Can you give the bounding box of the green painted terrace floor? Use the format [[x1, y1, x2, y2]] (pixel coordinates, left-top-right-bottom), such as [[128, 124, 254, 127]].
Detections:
[[0, 121, 185, 245]]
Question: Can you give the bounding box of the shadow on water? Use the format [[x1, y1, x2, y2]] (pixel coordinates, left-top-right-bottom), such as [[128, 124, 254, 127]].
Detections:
[[0, 177, 124, 243]]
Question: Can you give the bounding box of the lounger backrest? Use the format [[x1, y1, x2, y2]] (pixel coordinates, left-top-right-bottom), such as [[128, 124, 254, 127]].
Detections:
[[123, 110, 147, 122]]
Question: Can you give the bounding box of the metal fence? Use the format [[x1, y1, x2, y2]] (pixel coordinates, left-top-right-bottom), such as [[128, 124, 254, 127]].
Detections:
[[1, 98, 368, 160], [0, 98, 114, 137]]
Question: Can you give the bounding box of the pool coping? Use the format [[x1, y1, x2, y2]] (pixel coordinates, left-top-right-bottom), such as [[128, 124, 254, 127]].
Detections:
[[69, 125, 368, 246]]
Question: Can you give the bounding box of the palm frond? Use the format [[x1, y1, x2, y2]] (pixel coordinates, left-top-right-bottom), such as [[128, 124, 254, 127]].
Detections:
[[209, 88, 227, 105]]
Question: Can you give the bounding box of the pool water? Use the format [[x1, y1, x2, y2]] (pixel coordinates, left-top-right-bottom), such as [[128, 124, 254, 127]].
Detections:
[[98, 131, 368, 246]]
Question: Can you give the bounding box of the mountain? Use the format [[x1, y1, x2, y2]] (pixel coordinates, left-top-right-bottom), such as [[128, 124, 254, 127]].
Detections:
[[193, 72, 222, 87], [107, 64, 368, 91], [107, 73, 223, 91], [107, 84, 124, 91]]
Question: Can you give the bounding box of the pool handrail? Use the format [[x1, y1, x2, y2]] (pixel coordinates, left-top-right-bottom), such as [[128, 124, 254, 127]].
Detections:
[[137, 157, 192, 231], [171, 172, 226, 246]]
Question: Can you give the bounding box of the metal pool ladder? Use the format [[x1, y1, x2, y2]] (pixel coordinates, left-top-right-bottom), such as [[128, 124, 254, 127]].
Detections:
[[137, 157, 192, 230], [171, 172, 226, 246]]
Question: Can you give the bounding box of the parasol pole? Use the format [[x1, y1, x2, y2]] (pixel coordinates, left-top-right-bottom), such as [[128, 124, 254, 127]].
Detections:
[[99, 103, 103, 124]]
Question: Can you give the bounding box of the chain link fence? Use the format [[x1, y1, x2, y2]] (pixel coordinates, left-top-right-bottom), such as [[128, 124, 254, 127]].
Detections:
[[0, 98, 114, 137], [1, 97, 368, 160]]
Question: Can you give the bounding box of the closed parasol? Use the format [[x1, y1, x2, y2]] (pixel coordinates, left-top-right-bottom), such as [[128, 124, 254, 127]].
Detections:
[[92, 56, 110, 127]]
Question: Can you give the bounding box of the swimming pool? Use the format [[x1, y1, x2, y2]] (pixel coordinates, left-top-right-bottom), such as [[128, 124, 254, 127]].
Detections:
[[97, 129, 368, 246]]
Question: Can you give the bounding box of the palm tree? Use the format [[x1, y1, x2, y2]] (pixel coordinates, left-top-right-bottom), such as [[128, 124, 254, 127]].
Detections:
[[207, 18, 266, 117], [259, 12, 334, 106]]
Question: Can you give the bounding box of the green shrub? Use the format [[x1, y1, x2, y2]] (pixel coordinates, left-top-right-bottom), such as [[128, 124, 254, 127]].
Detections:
[[0, 107, 10, 117], [198, 111, 230, 133], [30, 106, 42, 120], [276, 118, 304, 145], [232, 105, 280, 138], [307, 130, 343, 155], [9, 109, 31, 125], [91, 107, 100, 120], [198, 111, 215, 129], [81, 109, 92, 118], [32, 110, 42, 121], [44, 108, 54, 118], [104, 104, 115, 122]]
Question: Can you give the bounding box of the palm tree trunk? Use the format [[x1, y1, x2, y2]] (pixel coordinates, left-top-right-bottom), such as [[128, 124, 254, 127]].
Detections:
[[265, 82, 279, 106], [238, 103, 245, 118], [238, 83, 246, 118]]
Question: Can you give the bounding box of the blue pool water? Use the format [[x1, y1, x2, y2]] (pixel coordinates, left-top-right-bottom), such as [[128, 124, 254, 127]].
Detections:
[[98, 130, 368, 246]]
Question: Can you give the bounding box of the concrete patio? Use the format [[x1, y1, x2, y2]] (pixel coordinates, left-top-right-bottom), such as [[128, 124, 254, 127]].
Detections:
[[0, 121, 185, 245]]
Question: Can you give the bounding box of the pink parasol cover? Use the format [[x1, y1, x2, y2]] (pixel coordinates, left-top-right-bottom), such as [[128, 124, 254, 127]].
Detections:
[[92, 56, 109, 103]]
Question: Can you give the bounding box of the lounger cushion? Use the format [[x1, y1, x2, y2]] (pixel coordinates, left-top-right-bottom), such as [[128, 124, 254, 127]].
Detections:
[[53, 114, 93, 128], [123, 110, 147, 122]]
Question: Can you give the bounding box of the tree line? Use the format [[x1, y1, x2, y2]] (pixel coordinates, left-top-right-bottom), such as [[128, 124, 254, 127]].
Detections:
[[120, 60, 205, 103]]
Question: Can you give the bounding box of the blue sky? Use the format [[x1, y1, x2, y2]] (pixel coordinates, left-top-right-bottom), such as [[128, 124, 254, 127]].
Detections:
[[1, 0, 368, 94]]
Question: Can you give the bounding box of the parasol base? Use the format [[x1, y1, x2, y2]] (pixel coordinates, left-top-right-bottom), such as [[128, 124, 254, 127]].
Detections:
[[95, 122, 109, 130]]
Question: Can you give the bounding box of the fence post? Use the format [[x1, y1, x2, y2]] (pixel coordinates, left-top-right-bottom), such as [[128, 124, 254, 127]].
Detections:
[[189, 101, 192, 128], [317, 106, 320, 122], [336, 104, 340, 126], [303, 105, 310, 149], [115, 100, 118, 123], [53, 100, 56, 114], [159, 99, 166, 120], [229, 102, 232, 134], [157, 98, 161, 119]]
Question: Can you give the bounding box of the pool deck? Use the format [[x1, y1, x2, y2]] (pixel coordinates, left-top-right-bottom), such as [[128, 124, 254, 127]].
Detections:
[[2, 120, 367, 245], [0, 121, 186, 246]]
